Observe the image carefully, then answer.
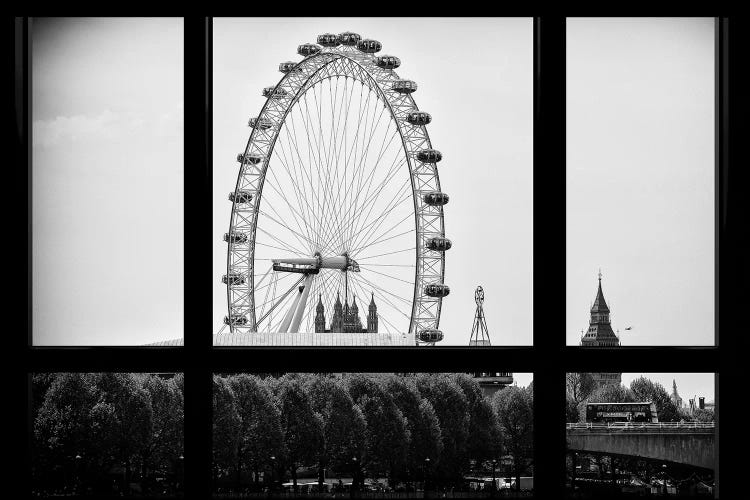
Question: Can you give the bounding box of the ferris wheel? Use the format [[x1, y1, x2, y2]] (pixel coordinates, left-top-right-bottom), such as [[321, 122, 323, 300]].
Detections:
[[223, 32, 450, 344]]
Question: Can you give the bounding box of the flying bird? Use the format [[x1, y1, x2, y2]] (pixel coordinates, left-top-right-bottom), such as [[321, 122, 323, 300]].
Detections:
[[625, 326, 633, 331]]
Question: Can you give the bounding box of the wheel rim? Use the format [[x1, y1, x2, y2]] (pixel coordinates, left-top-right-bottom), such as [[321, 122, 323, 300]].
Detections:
[[225, 38, 447, 343]]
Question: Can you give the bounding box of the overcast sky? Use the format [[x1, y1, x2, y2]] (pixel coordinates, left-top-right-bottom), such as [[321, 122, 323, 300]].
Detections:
[[213, 18, 533, 345], [32, 18, 184, 345], [566, 18, 715, 346]]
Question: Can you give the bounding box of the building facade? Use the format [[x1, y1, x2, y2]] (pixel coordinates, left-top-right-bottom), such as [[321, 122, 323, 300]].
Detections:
[[580, 271, 622, 388], [315, 292, 378, 334]]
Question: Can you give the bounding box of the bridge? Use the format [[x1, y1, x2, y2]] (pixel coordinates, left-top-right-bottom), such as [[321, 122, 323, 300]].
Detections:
[[566, 422, 715, 470]]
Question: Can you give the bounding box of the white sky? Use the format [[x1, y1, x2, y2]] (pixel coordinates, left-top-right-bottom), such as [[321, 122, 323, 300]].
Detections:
[[32, 18, 184, 345], [213, 18, 533, 345], [566, 18, 715, 346]]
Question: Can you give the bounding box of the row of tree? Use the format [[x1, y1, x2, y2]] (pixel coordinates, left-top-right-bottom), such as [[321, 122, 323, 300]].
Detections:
[[565, 373, 715, 423], [213, 373, 534, 493], [32, 373, 184, 496]]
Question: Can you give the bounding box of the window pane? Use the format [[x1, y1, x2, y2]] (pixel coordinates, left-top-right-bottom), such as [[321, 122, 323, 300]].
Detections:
[[32, 18, 184, 345], [31, 372, 185, 496], [213, 18, 533, 345], [212, 372, 533, 495], [566, 18, 715, 346], [565, 372, 715, 497]]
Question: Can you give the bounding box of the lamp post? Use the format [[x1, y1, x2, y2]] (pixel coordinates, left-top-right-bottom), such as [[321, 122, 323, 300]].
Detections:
[[270, 456, 276, 491], [662, 464, 668, 497], [177, 455, 184, 492], [491, 459, 498, 496], [424, 457, 430, 499], [351, 456, 358, 500], [74, 454, 82, 494]]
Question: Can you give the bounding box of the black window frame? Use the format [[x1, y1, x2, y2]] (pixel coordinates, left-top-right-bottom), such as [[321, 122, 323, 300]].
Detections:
[[13, 16, 741, 499]]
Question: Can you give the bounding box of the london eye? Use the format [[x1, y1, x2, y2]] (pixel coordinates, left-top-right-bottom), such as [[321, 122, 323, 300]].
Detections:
[[224, 32, 449, 344]]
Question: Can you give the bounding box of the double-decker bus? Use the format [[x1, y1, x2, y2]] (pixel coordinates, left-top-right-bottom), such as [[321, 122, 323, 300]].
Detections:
[[585, 402, 658, 423]]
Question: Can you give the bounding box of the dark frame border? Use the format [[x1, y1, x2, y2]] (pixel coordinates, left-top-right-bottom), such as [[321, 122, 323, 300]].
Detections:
[[13, 15, 742, 500]]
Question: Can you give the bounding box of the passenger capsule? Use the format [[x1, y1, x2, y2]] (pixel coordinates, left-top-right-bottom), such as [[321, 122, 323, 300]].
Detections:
[[424, 283, 450, 298], [278, 61, 299, 73], [339, 31, 361, 46], [423, 191, 449, 206], [222, 273, 246, 286], [297, 43, 321, 57], [248, 117, 274, 130], [406, 111, 432, 126], [426, 236, 452, 252], [416, 149, 442, 163], [224, 314, 248, 326], [392, 80, 418, 94], [237, 153, 264, 164], [376, 55, 401, 69], [228, 190, 253, 204], [317, 33, 340, 47], [419, 329, 444, 343], [262, 87, 288, 99], [224, 232, 248, 244], [357, 39, 382, 54]]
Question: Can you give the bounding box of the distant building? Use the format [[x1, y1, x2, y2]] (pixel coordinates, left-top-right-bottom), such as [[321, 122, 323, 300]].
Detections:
[[315, 292, 378, 333], [580, 271, 622, 388], [671, 379, 684, 408], [472, 372, 514, 399]]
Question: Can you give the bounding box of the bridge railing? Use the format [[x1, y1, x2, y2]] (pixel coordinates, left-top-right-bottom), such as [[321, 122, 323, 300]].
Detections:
[[566, 422, 715, 431]]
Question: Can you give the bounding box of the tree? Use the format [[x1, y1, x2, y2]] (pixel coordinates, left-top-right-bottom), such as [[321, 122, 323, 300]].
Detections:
[[452, 374, 503, 466], [629, 377, 679, 422], [92, 373, 153, 491], [140, 375, 184, 482], [692, 408, 715, 423], [385, 376, 443, 485], [213, 376, 241, 488], [493, 386, 533, 492], [587, 383, 635, 403], [357, 393, 410, 489], [566, 373, 596, 422], [416, 374, 470, 486], [228, 374, 284, 490], [276, 377, 325, 493], [305, 375, 367, 490], [34, 373, 105, 492]]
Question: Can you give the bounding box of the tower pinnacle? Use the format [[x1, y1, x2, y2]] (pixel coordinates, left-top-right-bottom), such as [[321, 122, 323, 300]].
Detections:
[[469, 285, 491, 346]]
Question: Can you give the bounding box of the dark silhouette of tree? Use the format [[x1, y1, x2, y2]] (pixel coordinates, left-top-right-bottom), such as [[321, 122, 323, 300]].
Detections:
[[276, 377, 325, 493], [213, 375, 241, 488], [452, 374, 503, 466], [227, 374, 284, 490], [493, 385, 533, 492], [34, 373, 105, 492], [139, 374, 184, 486], [416, 374, 470, 487], [305, 375, 367, 491], [629, 376, 679, 422], [566, 373, 596, 422], [357, 393, 410, 489], [91, 373, 153, 492], [385, 375, 443, 486]]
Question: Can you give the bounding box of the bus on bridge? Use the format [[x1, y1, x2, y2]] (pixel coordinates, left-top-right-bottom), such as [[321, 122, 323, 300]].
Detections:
[[586, 402, 658, 423]]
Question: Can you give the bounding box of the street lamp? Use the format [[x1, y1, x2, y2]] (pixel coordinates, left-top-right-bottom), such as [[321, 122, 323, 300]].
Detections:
[[424, 457, 430, 498], [351, 457, 358, 499], [270, 456, 276, 491], [662, 464, 668, 497], [491, 459, 498, 495], [74, 454, 82, 494], [177, 455, 184, 491]]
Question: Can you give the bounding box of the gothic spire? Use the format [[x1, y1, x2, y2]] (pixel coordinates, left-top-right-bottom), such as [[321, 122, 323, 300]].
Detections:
[[591, 269, 610, 313]]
